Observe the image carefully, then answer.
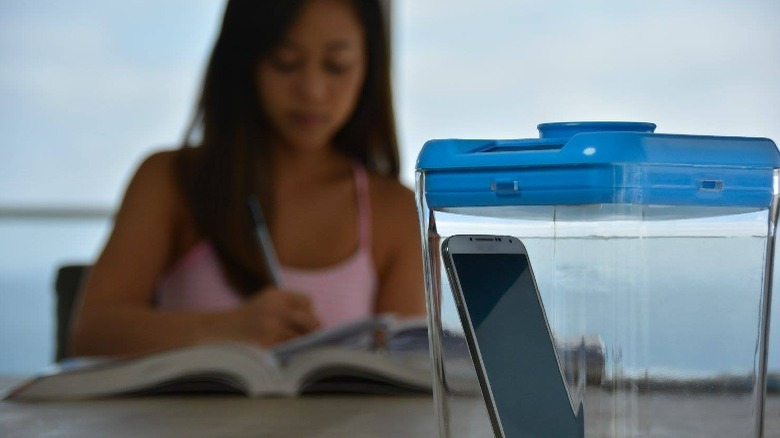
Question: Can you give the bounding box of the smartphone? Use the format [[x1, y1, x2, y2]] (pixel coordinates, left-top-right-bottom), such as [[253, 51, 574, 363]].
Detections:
[[442, 235, 583, 438]]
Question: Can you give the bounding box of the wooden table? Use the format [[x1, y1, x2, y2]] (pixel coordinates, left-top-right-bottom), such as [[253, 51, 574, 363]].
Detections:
[[3, 376, 779, 437], [0, 377, 465, 438]]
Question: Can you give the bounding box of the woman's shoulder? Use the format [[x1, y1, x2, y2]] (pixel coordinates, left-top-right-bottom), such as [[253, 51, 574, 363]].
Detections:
[[134, 148, 182, 178], [365, 172, 418, 245], [120, 148, 201, 251], [365, 172, 415, 214], [365, 172, 423, 279], [120, 148, 191, 215], [127, 148, 193, 195]]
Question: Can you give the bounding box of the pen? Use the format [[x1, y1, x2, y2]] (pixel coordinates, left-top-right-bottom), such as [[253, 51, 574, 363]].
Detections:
[[248, 196, 283, 287]]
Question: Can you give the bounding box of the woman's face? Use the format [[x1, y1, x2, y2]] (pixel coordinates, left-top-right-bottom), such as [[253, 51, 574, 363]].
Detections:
[[256, 0, 366, 153]]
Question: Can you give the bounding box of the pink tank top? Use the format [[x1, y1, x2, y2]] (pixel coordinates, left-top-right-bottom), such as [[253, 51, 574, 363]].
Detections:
[[155, 164, 378, 329]]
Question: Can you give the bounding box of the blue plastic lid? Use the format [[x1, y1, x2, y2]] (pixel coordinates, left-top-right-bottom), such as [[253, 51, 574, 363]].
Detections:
[[416, 122, 780, 208]]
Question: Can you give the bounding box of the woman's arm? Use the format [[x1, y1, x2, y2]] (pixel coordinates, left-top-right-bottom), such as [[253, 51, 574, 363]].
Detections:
[[70, 150, 223, 356], [70, 151, 319, 357], [370, 177, 427, 318]]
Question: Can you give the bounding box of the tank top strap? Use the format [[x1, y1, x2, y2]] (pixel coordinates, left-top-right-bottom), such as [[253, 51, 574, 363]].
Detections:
[[352, 162, 372, 250]]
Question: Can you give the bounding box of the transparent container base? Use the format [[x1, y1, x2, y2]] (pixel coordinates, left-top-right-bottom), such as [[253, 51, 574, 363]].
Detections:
[[423, 204, 773, 437]]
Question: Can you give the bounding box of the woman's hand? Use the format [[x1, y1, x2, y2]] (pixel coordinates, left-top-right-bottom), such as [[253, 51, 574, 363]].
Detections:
[[232, 287, 321, 346]]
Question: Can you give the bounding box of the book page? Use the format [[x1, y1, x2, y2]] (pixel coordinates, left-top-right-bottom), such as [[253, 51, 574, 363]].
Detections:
[[282, 347, 433, 395], [271, 315, 392, 363], [7, 343, 289, 400], [382, 316, 429, 352]]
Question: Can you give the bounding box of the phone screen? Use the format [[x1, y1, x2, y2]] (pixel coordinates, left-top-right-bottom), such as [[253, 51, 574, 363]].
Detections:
[[446, 243, 583, 438]]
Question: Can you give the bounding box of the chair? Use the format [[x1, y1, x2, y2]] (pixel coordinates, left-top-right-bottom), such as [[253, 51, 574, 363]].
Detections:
[[54, 264, 89, 362]]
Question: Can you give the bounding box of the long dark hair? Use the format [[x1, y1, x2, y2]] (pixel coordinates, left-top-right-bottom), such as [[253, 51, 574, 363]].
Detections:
[[177, 0, 398, 294]]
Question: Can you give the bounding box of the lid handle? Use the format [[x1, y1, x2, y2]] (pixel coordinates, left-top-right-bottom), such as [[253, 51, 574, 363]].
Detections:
[[537, 121, 657, 140]]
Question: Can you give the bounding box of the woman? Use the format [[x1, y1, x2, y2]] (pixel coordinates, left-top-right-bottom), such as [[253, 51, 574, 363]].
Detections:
[[70, 0, 425, 356]]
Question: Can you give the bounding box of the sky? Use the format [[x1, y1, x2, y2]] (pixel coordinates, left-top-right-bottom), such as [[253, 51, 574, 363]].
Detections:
[[0, 0, 224, 208]]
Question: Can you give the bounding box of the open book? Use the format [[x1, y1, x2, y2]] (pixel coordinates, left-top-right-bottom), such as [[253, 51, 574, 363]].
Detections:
[[5, 315, 474, 401]]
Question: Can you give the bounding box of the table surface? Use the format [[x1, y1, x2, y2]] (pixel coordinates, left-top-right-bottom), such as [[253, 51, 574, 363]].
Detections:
[[0, 376, 457, 438], [2, 376, 779, 438]]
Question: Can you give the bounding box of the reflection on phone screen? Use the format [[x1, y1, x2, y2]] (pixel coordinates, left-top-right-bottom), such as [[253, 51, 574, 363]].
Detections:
[[451, 252, 583, 438]]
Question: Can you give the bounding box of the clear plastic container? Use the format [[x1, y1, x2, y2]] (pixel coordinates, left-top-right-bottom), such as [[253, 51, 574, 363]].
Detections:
[[416, 122, 779, 437]]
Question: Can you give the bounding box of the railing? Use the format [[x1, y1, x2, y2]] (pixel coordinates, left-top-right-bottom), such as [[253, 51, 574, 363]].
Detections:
[[0, 206, 113, 220], [0, 206, 114, 373]]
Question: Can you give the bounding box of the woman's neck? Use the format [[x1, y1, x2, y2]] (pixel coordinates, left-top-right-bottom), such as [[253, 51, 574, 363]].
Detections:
[[270, 141, 352, 187]]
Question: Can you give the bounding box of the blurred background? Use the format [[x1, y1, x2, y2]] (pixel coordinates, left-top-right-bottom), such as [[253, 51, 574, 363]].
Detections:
[[1, 0, 778, 383]]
